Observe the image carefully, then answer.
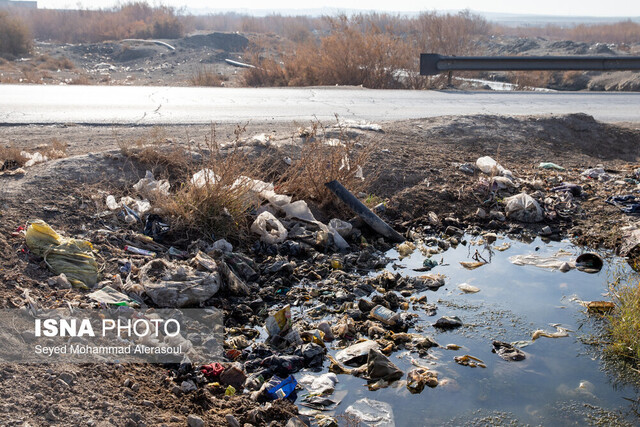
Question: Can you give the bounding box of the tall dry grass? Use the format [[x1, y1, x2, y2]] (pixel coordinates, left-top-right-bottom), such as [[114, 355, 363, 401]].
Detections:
[[189, 66, 228, 86], [606, 276, 640, 371]]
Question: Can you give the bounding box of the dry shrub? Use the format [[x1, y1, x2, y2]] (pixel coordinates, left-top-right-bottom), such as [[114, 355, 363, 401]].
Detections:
[[511, 70, 554, 89], [41, 138, 68, 159], [242, 11, 488, 89], [13, 2, 183, 43], [189, 66, 227, 86], [119, 122, 374, 242], [242, 53, 288, 87], [0, 145, 27, 170], [68, 74, 92, 85], [0, 11, 32, 57], [34, 54, 74, 71], [243, 15, 413, 89], [412, 10, 489, 55], [277, 122, 374, 208], [119, 127, 265, 242]]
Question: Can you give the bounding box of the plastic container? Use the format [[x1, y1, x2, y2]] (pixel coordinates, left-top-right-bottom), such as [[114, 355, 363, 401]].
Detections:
[[369, 305, 401, 326]]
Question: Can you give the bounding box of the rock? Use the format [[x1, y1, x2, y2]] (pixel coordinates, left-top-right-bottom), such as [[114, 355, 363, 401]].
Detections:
[[489, 210, 506, 222], [59, 372, 74, 386], [445, 226, 463, 237], [181, 380, 197, 393], [187, 414, 205, 427], [475, 208, 487, 219], [482, 233, 497, 244], [433, 316, 463, 329], [225, 414, 240, 427]]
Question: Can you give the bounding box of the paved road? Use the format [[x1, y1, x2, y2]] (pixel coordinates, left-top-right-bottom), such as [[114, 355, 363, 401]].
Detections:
[[1, 85, 639, 124]]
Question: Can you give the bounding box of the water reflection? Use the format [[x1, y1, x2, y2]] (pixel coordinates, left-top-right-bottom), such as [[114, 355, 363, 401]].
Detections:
[[330, 234, 638, 426]]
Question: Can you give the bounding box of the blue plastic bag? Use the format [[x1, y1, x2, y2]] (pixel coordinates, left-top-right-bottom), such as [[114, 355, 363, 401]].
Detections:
[[266, 375, 297, 399]]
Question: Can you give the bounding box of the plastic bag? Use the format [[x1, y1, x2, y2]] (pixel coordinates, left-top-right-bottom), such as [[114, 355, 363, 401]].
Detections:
[[476, 156, 501, 175], [190, 168, 220, 188], [266, 375, 298, 399], [504, 193, 543, 223], [25, 220, 99, 289], [345, 398, 395, 427], [87, 286, 134, 306], [282, 200, 316, 222], [133, 170, 170, 197], [251, 211, 287, 244], [328, 218, 353, 237], [140, 258, 221, 307]]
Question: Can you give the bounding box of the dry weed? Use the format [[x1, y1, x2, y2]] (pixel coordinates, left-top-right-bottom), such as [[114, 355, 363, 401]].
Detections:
[[276, 121, 375, 209], [0, 146, 27, 170], [189, 66, 227, 86]]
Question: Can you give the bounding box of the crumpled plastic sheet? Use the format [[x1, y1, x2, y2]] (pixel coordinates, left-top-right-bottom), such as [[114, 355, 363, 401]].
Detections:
[[25, 220, 99, 288], [509, 250, 575, 272], [345, 398, 395, 427], [606, 195, 640, 215]]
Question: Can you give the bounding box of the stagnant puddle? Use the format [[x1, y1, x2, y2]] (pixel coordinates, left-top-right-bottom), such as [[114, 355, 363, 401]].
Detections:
[[304, 235, 639, 425]]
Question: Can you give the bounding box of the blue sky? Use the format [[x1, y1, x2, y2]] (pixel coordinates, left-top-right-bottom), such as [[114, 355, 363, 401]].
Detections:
[[33, 0, 640, 17]]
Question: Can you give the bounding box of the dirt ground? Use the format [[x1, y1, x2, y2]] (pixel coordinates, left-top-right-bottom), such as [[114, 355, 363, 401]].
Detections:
[[1, 113, 639, 426]]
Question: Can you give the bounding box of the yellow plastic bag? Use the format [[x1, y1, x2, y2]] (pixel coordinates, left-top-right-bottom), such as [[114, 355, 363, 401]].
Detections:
[[25, 220, 99, 289]]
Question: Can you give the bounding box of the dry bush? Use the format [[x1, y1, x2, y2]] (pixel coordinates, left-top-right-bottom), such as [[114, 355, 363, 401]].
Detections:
[[242, 11, 487, 89], [243, 15, 414, 89], [13, 2, 184, 43], [0, 11, 32, 57], [276, 122, 374, 208], [511, 70, 554, 89], [68, 74, 92, 85], [0, 145, 27, 170], [119, 127, 268, 242], [34, 54, 74, 71], [119, 122, 374, 242], [189, 66, 227, 86], [412, 10, 489, 55]]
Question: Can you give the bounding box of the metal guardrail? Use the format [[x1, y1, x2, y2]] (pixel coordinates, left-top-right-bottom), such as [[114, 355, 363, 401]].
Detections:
[[420, 53, 640, 76]]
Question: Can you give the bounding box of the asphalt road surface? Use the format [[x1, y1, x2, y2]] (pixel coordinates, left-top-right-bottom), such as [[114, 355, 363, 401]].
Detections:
[[1, 85, 639, 124]]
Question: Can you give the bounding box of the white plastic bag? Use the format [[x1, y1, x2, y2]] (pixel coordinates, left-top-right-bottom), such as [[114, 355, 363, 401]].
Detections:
[[251, 212, 288, 244], [504, 193, 543, 223], [133, 170, 170, 197]]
